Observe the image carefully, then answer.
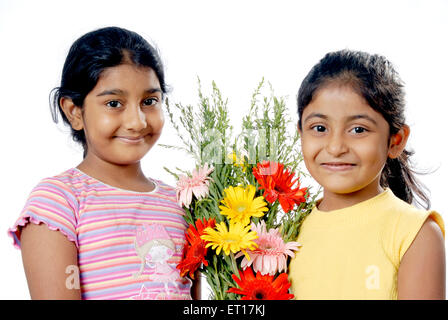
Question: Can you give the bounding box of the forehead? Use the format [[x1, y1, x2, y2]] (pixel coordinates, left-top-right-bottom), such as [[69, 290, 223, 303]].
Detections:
[[93, 64, 161, 92], [304, 85, 385, 122]]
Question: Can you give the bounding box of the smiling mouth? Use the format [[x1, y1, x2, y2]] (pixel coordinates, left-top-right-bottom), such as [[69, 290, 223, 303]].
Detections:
[[115, 135, 146, 144], [320, 162, 356, 171]]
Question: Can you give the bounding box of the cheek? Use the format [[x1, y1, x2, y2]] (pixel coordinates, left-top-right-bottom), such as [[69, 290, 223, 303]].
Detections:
[[96, 114, 116, 126], [146, 108, 165, 133], [300, 136, 321, 177], [357, 138, 389, 164], [84, 111, 119, 140], [300, 136, 320, 162], [353, 139, 389, 179]]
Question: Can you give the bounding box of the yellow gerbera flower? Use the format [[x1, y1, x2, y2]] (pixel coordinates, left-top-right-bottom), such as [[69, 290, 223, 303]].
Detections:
[[201, 222, 258, 258], [219, 185, 268, 226]]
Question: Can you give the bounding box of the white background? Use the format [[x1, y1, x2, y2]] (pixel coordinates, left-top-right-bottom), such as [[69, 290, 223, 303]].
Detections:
[[0, 0, 447, 299]]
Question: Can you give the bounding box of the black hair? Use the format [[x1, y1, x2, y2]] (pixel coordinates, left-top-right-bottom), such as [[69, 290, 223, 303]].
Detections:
[[297, 49, 430, 209], [50, 26, 166, 158]]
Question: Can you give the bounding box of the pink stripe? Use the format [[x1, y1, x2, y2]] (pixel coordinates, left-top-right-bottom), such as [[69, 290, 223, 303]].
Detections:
[[82, 193, 177, 202], [82, 200, 181, 210], [27, 203, 75, 226], [81, 207, 183, 217], [79, 231, 135, 245], [79, 214, 185, 227], [80, 252, 138, 268], [82, 271, 139, 285], [79, 229, 185, 247], [80, 246, 184, 265]]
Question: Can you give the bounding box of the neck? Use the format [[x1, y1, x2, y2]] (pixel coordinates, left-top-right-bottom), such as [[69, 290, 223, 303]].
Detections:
[[76, 153, 148, 187], [318, 181, 384, 212]]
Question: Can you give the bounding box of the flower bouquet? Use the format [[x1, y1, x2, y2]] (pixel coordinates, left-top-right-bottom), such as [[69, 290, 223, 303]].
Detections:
[[162, 79, 317, 300]]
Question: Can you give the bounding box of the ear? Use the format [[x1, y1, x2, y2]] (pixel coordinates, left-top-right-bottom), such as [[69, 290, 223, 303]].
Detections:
[[297, 121, 302, 134], [60, 97, 84, 131], [388, 125, 410, 159]]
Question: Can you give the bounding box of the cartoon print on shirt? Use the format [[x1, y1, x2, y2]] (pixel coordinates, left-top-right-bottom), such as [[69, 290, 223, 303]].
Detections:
[[134, 223, 184, 298]]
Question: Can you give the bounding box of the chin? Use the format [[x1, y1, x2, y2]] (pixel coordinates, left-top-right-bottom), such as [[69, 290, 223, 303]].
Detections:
[[114, 146, 155, 163], [108, 153, 146, 165], [325, 180, 381, 196], [320, 181, 364, 195]]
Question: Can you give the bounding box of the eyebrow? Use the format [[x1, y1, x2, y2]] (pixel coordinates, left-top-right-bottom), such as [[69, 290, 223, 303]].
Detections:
[[347, 114, 378, 125], [303, 112, 377, 125], [96, 88, 163, 97], [303, 113, 328, 123]]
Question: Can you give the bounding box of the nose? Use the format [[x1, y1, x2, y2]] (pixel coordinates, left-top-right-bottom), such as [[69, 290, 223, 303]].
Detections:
[[325, 131, 348, 156], [123, 105, 147, 132]]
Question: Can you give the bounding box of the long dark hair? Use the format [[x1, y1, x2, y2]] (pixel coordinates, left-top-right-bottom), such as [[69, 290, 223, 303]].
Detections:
[[50, 26, 166, 158], [297, 49, 430, 209]]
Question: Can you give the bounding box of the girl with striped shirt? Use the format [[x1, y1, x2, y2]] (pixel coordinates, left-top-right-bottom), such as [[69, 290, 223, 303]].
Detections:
[[8, 27, 198, 300]]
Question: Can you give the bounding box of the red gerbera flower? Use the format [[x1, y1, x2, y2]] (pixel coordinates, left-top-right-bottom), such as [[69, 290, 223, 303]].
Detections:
[[228, 268, 294, 300], [177, 217, 216, 279], [252, 161, 308, 213]]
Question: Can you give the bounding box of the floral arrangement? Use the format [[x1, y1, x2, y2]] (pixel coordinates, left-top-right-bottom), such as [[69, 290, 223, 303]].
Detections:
[[162, 79, 317, 300]]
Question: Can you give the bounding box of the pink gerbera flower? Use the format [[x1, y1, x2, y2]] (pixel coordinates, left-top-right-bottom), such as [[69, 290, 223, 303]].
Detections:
[[176, 164, 214, 208], [236, 221, 301, 275]]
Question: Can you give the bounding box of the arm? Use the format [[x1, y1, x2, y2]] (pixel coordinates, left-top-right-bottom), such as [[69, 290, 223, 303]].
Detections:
[[190, 270, 202, 300], [397, 218, 445, 299], [21, 223, 81, 300]]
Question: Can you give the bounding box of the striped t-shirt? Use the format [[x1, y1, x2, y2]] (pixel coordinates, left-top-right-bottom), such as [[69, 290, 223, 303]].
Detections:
[[8, 168, 192, 300]]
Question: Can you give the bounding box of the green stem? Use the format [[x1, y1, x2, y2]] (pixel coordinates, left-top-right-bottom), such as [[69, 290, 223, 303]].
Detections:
[[229, 252, 240, 279], [266, 201, 279, 228]]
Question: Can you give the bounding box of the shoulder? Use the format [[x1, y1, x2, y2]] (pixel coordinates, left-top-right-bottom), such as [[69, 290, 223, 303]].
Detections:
[[9, 169, 82, 249], [152, 178, 175, 190], [415, 218, 445, 246], [32, 168, 84, 196], [379, 189, 445, 264], [403, 215, 446, 257], [152, 178, 178, 198], [26, 169, 70, 196], [150, 178, 186, 217], [25, 169, 86, 208], [397, 215, 446, 299], [381, 189, 444, 232]]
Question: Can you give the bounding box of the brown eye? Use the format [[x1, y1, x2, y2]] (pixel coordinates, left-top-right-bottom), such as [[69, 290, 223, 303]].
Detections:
[[312, 125, 326, 133], [350, 127, 367, 134], [106, 100, 122, 108], [143, 98, 158, 106]]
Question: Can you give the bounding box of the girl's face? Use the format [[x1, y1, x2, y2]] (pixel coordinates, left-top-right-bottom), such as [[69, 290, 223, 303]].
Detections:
[[80, 64, 164, 165], [299, 85, 393, 198]]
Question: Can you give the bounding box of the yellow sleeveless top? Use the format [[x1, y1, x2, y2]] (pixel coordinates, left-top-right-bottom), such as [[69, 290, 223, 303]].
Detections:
[[288, 189, 445, 299]]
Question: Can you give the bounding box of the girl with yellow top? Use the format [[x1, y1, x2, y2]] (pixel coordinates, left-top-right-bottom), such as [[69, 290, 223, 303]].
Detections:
[[289, 50, 445, 299]]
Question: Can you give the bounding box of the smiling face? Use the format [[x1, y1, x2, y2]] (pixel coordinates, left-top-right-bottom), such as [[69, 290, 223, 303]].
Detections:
[[299, 84, 392, 200], [78, 63, 164, 166]]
